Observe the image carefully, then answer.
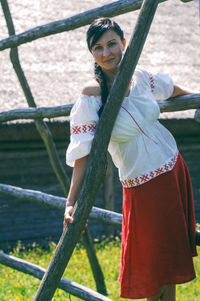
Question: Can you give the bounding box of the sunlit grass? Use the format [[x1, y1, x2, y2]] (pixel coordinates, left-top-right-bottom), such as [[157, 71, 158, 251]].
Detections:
[[0, 237, 199, 301]]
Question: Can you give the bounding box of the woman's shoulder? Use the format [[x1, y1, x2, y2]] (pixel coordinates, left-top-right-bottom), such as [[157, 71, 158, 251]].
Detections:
[[81, 80, 101, 97], [70, 81, 101, 120]]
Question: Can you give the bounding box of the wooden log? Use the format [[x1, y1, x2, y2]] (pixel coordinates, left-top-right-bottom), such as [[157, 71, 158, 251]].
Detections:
[[0, 183, 122, 226], [0, 0, 167, 51], [0, 94, 200, 124], [33, 1, 160, 300], [0, 252, 112, 301], [158, 93, 200, 112], [0, 105, 73, 123]]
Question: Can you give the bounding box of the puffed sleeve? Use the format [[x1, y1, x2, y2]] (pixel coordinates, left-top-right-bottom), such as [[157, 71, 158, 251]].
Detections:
[[66, 94, 101, 167], [149, 72, 174, 100], [135, 67, 174, 100]]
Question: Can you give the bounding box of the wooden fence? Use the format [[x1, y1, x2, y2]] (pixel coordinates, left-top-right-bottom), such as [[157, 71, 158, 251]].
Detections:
[[0, 0, 199, 300]]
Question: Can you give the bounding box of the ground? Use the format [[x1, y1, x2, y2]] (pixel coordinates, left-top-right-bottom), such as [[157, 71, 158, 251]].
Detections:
[[0, 0, 199, 119]]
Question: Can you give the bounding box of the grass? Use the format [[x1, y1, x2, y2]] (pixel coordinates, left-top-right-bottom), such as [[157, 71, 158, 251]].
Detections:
[[0, 237, 199, 301]]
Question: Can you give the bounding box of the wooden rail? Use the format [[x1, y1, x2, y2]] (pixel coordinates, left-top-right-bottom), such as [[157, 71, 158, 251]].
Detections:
[[0, 183, 122, 226], [1, 183, 199, 245], [0, 0, 193, 51], [0, 252, 112, 301], [0, 94, 200, 123], [0, 0, 168, 51]]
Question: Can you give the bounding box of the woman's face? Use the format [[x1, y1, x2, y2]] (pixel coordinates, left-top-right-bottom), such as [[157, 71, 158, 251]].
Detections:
[[91, 29, 126, 72]]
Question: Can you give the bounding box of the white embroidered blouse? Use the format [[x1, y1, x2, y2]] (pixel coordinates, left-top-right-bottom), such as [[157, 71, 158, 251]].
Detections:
[[66, 67, 178, 188]]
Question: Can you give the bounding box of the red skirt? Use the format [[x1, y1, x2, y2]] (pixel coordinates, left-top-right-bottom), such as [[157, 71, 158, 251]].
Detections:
[[118, 152, 197, 299]]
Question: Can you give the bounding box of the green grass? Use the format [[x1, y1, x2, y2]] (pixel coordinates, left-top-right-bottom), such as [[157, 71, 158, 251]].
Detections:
[[0, 237, 199, 301]]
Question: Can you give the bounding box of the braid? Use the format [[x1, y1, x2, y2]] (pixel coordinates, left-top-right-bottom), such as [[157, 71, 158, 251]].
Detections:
[[94, 62, 109, 117]]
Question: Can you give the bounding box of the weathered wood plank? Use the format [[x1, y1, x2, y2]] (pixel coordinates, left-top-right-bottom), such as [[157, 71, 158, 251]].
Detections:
[[0, 219, 62, 233], [0, 252, 112, 301], [0, 94, 200, 123], [0, 228, 62, 242], [0, 207, 63, 219]]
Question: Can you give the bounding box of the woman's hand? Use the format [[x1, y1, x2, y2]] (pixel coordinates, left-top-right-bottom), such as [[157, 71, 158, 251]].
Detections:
[[63, 205, 88, 234], [63, 205, 74, 229]]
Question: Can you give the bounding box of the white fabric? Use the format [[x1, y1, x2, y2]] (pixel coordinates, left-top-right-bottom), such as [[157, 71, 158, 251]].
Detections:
[[66, 67, 177, 187]]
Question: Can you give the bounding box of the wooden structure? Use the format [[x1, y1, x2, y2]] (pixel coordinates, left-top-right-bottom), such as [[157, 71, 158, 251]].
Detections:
[[0, 0, 199, 300]]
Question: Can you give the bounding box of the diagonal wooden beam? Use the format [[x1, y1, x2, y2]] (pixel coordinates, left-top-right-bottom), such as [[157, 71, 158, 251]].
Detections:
[[33, 1, 159, 300]]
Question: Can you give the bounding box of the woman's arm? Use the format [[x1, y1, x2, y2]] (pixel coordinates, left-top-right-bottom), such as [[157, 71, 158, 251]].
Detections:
[[63, 155, 89, 227], [170, 84, 193, 98]]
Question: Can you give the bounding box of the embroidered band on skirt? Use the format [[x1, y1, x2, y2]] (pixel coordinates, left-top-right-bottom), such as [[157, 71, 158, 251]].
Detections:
[[118, 152, 197, 299]]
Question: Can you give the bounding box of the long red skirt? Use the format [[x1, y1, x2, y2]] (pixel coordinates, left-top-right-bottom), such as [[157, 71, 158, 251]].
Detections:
[[118, 153, 197, 299]]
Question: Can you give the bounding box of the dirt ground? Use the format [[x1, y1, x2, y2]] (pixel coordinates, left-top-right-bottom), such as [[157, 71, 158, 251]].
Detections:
[[0, 0, 199, 119]]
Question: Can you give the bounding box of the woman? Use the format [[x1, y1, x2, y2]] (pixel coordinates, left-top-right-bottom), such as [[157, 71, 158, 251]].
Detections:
[[64, 18, 197, 300]]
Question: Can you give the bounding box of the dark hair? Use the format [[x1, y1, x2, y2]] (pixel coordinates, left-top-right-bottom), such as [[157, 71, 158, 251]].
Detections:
[[87, 18, 124, 117]]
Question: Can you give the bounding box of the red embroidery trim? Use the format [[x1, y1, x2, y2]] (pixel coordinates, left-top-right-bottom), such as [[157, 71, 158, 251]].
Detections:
[[148, 72, 155, 93], [71, 123, 96, 135], [121, 151, 179, 188]]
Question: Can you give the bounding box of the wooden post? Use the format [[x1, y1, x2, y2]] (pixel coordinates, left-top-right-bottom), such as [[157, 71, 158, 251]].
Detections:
[[33, 1, 159, 300]]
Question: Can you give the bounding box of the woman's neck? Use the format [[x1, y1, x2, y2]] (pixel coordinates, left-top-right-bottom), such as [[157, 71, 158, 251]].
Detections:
[[104, 68, 119, 87]]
